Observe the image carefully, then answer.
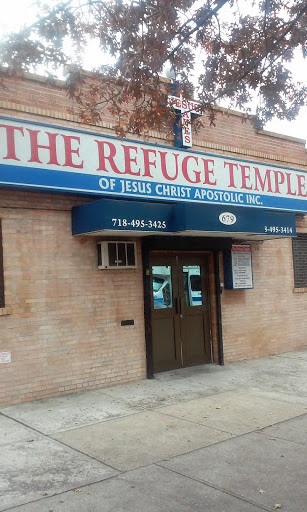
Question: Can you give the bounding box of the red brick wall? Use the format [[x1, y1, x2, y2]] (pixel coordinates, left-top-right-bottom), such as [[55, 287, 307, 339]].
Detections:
[[221, 227, 307, 362], [0, 73, 306, 404], [0, 190, 146, 405]]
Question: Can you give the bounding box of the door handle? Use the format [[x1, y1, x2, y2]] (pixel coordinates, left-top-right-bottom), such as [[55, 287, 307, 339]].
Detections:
[[174, 297, 179, 315], [179, 297, 184, 318]]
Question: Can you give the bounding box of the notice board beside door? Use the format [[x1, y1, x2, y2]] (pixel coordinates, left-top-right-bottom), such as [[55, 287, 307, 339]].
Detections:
[[224, 245, 254, 290]]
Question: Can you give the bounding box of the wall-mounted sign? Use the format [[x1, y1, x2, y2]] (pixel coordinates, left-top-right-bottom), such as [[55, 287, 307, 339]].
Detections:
[[1, 117, 307, 213], [0, 352, 11, 364], [224, 245, 254, 290]]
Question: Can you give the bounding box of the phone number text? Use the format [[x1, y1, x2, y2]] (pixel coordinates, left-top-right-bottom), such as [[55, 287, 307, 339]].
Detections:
[[112, 218, 167, 229], [264, 226, 293, 234]]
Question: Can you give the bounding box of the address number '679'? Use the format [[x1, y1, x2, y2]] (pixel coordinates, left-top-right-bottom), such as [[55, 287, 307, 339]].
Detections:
[[219, 212, 237, 225]]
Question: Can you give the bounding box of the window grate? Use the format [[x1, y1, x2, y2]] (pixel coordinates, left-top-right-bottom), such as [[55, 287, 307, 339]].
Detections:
[[292, 234, 307, 288]]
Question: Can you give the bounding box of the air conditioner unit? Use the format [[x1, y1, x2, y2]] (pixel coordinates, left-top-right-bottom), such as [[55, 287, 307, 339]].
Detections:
[[97, 241, 137, 269]]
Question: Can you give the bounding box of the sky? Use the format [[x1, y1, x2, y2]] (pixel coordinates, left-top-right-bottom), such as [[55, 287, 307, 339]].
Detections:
[[0, 0, 306, 146]]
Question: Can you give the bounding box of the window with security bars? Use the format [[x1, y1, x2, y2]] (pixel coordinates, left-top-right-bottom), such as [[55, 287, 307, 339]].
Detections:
[[0, 220, 4, 308], [292, 234, 307, 288]]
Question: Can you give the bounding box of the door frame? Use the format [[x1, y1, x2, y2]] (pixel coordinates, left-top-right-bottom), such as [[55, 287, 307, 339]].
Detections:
[[142, 236, 230, 378], [150, 252, 212, 372]]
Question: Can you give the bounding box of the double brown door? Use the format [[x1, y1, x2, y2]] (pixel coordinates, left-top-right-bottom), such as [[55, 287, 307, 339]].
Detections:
[[150, 252, 211, 372]]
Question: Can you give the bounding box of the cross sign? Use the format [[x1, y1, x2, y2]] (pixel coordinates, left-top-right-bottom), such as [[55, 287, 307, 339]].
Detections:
[[168, 90, 202, 148]]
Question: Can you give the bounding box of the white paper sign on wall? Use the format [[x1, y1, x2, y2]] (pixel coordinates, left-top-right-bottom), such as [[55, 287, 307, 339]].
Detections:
[[0, 352, 11, 364], [231, 245, 254, 289]]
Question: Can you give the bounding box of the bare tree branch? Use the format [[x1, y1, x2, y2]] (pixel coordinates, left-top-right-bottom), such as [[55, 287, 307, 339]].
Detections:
[[164, 0, 230, 65]]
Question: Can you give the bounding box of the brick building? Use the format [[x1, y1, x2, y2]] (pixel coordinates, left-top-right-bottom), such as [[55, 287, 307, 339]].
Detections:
[[0, 73, 306, 406]]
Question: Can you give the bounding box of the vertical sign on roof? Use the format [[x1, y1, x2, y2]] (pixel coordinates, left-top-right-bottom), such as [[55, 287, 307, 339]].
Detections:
[[168, 84, 202, 148]]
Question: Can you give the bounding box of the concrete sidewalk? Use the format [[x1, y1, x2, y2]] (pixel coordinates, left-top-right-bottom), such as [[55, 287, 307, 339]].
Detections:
[[1, 350, 306, 511]]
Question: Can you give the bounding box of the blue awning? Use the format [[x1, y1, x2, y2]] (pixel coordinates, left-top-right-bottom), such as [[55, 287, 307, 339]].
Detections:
[[72, 198, 297, 239]]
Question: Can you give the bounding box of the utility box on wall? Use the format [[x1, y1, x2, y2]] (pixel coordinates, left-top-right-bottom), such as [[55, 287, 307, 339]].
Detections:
[[224, 244, 254, 290]]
